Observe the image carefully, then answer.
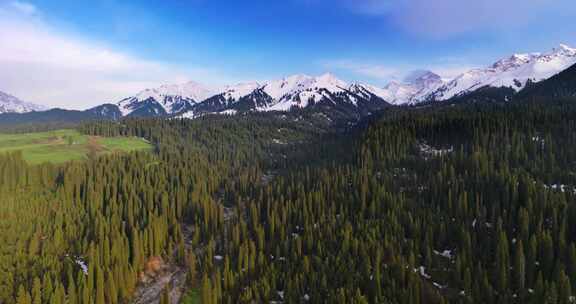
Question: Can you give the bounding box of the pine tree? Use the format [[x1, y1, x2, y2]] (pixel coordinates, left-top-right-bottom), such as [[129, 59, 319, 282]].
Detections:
[[201, 272, 213, 304], [16, 285, 32, 304], [514, 240, 526, 294], [31, 277, 42, 304], [160, 286, 170, 304]]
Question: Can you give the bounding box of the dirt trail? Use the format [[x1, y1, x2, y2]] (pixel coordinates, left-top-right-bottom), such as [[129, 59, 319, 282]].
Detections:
[[131, 266, 187, 304], [87, 136, 105, 154], [130, 207, 238, 304]]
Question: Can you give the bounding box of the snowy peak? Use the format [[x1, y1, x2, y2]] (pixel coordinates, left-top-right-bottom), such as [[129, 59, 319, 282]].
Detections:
[[363, 70, 445, 105], [491, 53, 540, 70], [313, 73, 348, 92], [554, 44, 576, 56], [265, 73, 356, 111], [427, 44, 576, 101], [219, 82, 261, 102], [0, 90, 47, 114], [135, 81, 214, 102], [117, 44, 576, 117], [117, 81, 215, 116], [262, 74, 315, 100], [404, 70, 443, 86], [263, 73, 348, 100]]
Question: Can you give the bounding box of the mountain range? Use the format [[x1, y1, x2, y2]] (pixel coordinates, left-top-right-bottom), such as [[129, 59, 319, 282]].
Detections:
[[1, 44, 576, 122], [0, 91, 46, 114]]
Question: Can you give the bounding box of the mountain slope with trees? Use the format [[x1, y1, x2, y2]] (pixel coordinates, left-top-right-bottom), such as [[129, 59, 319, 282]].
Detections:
[[2, 93, 576, 303]]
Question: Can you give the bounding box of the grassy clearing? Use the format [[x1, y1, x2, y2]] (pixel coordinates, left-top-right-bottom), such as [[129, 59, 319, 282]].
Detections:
[[180, 289, 201, 304], [0, 129, 152, 164]]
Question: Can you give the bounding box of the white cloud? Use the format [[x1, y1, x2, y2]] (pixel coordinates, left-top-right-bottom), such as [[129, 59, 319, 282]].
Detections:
[[341, 0, 576, 38], [0, 1, 228, 110]]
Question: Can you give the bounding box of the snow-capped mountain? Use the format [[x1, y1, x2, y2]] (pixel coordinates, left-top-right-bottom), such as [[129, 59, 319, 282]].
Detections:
[[354, 70, 445, 105], [262, 74, 316, 101], [189, 82, 264, 115], [112, 43, 576, 118], [117, 81, 215, 117], [220, 82, 262, 102], [0, 90, 47, 114], [266, 73, 353, 111], [426, 44, 576, 101], [127, 74, 388, 118], [517, 59, 576, 99]]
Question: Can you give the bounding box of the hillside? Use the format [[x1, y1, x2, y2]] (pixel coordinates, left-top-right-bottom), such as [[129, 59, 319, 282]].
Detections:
[[517, 63, 576, 99], [1, 99, 576, 303]]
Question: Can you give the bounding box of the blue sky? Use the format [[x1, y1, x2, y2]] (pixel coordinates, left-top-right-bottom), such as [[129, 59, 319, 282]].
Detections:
[[0, 0, 575, 109]]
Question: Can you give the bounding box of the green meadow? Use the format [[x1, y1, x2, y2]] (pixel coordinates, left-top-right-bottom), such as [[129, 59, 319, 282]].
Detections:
[[0, 129, 152, 164]]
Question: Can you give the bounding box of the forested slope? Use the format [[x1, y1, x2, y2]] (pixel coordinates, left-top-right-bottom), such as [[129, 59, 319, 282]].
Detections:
[[1, 99, 576, 303]]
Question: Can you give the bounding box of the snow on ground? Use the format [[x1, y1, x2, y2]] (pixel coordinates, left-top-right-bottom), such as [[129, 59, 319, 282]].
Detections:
[[219, 109, 238, 115], [434, 250, 454, 259], [76, 257, 88, 275], [415, 266, 431, 279], [418, 141, 454, 158]]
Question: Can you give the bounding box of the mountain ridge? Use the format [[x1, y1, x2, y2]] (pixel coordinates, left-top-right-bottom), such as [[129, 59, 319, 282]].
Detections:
[[3, 44, 575, 121]]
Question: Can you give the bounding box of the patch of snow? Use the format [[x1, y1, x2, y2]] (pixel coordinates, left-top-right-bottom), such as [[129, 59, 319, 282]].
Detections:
[[76, 258, 88, 275], [418, 141, 454, 158], [219, 109, 238, 115], [433, 282, 446, 289], [415, 266, 431, 279], [434, 250, 454, 259]]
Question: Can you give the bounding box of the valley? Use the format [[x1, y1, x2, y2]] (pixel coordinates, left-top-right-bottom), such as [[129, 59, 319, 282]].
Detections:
[[1, 0, 575, 302]]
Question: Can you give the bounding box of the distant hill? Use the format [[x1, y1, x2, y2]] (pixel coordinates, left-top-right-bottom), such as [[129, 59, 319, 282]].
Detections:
[[0, 104, 121, 128]]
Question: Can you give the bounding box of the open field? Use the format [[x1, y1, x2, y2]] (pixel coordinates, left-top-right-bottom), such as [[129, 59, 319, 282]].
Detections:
[[0, 129, 152, 164]]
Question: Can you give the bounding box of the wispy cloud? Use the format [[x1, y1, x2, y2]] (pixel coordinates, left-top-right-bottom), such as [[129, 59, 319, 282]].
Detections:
[[7, 0, 36, 15], [0, 1, 228, 110], [339, 0, 576, 38], [321, 60, 399, 80]]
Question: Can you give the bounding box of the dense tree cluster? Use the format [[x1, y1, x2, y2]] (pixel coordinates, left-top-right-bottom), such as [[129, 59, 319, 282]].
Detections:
[[1, 100, 576, 303]]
